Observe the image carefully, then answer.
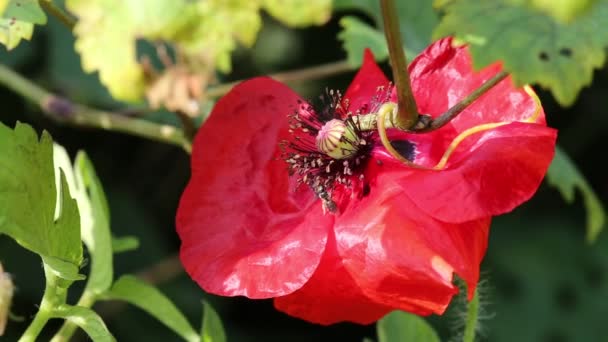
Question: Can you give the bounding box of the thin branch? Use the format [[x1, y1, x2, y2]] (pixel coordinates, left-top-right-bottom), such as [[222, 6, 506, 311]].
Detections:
[[206, 60, 353, 98], [416, 71, 510, 132], [39, 0, 76, 30], [0, 64, 192, 152]]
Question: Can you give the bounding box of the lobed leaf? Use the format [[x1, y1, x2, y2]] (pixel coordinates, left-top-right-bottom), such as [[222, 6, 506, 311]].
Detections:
[[546, 146, 606, 242], [0, 122, 83, 280], [377, 310, 441, 342], [0, 0, 46, 50], [103, 275, 199, 342], [434, 0, 608, 106], [338, 16, 387, 66]]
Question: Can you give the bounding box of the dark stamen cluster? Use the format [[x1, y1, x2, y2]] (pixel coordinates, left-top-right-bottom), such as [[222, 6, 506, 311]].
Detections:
[[280, 89, 374, 213]]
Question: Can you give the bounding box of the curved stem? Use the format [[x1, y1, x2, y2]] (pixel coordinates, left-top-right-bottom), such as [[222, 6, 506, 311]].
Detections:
[[380, 0, 418, 129], [39, 0, 76, 30], [19, 266, 68, 342], [463, 289, 480, 342], [0, 64, 192, 153], [50, 292, 96, 342]]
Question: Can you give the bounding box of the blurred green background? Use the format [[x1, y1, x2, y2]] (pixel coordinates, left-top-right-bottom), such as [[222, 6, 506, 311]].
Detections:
[[1, 5, 608, 342]]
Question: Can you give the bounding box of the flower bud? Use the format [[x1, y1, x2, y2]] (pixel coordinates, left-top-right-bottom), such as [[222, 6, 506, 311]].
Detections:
[[0, 263, 13, 336], [316, 119, 360, 160]]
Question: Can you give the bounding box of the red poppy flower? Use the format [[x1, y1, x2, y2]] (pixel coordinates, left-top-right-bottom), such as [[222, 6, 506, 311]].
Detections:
[[176, 37, 557, 325]]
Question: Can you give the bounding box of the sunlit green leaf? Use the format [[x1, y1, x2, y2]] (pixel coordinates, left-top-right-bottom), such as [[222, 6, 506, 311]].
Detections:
[[66, 0, 332, 102], [201, 301, 226, 342], [335, 0, 438, 66], [103, 275, 198, 342], [54, 305, 115, 342], [262, 0, 331, 27], [434, 0, 608, 106], [377, 311, 441, 342], [546, 146, 605, 242], [0, 0, 46, 50], [0, 122, 83, 280]]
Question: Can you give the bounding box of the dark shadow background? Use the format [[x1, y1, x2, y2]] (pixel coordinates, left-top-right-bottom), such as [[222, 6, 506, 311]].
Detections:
[[1, 6, 608, 342]]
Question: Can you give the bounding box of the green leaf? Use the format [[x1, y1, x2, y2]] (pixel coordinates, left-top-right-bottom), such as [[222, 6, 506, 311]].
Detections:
[[0, 0, 46, 50], [103, 275, 198, 342], [262, 0, 331, 27], [201, 301, 226, 342], [433, 0, 608, 106], [0, 122, 83, 280], [111, 235, 140, 253], [546, 146, 606, 242], [377, 311, 441, 342], [54, 305, 115, 342], [335, 0, 438, 66], [338, 16, 388, 66]]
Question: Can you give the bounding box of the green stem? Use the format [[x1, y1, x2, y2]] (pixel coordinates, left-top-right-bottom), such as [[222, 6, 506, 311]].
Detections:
[[379, 0, 418, 129], [463, 289, 480, 342], [0, 64, 192, 153], [50, 292, 96, 342], [19, 266, 68, 342], [206, 60, 353, 98], [417, 71, 510, 132], [39, 0, 76, 30]]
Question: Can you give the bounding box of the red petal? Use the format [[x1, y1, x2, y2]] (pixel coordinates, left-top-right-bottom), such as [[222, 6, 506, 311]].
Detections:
[[342, 49, 390, 113], [274, 231, 392, 325], [399, 122, 557, 223], [409, 37, 547, 128], [176, 77, 331, 298], [335, 183, 490, 314]]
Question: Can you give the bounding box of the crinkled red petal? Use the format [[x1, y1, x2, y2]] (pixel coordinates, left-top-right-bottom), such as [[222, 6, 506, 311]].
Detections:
[[176, 77, 331, 298], [408, 37, 547, 128], [397, 122, 557, 223], [342, 49, 390, 114], [335, 175, 490, 313], [274, 231, 392, 325]]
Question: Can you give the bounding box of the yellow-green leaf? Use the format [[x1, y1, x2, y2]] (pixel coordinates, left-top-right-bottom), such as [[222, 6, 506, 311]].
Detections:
[[0, 0, 46, 50], [262, 0, 331, 27]]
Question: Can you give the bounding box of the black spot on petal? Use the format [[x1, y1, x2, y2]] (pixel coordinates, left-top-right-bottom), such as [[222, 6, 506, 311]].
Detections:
[[390, 140, 416, 161]]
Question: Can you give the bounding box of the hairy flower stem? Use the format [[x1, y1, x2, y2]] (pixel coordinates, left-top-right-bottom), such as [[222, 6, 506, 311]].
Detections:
[[18, 266, 68, 342], [380, 0, 419, 129], [463, 289, 480, 342], [50, 292, 96, 342]]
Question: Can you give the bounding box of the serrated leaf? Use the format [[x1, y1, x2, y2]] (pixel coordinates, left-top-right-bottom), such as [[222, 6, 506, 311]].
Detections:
[[54, 305, 115, 342], [338, 16, 388, 66], [201, 301, 226, 342], [0, 0, 46, 50], [262, 0, 331, 27], [0, 122, 83, 280], [111, 235, 140, 253], [335, 0, 438, 66], [546, 146, 605, 242], [434, 0, 608, 106], [377, 311, 441, 342], [104, 275, 198, 342]]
